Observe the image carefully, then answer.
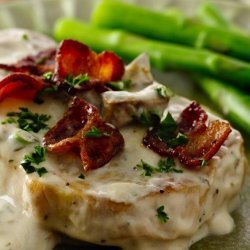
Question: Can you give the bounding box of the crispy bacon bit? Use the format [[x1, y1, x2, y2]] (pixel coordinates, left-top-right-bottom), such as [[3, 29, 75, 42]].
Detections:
[[0, 73, 45, 102], [0, 48, 56, 76], [54, 40, 124, 85], [143, 101, 231, 169], [178, 101, 207, 133], [43, 97, 124, 171]]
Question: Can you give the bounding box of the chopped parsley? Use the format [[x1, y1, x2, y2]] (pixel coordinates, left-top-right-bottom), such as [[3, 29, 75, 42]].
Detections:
[[24, 145, 45, 164], [135, 160, 155, 176], [137, 110, 161, 127], [2, 107, 51, 133], [64, 74, 89, 89], [34, 85, 59, 104], [156, 85, 172, 99], [155, 113, 188, 148], [201, 159, 207, 168], [107, 79, 131, 91], [158, 158, 183, 173], [135, 158, 182, 176], [78, 173, 85, 179], [156, 205, 169, 223], [43, 71, 53, 81], [22, 33, 29, 41], [156, 113, 177, 140], [166, 132, 188, 148], [20, 145, 47, 177], [84, 126, 110, 138]]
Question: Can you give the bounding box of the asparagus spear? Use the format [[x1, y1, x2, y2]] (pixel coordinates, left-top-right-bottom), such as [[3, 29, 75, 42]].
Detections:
[[92, 0, 250, 62], [196, 2, 229, 28], [54, 18, 250, 90], [196, 1, 244, 34], [195, 76, 250, 135]]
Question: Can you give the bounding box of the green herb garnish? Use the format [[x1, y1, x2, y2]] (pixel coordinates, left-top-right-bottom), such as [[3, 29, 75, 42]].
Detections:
[[135, 158, 182, 176], [156, 113, 178, 141], [43, 72, 53, 81], [24, 145, 45, 164], [64, 74, 89, 89], [107, 79, 131, 91], [21, 145, 47, 177], [135, 160, 155, 176], [33, 85, 59, 104], [2, 107, 51, 133], [84, 126, 110, 138], [158, 158, 183, 173], [156, 85, 172, 98], [138, 110, 161, 127], [166, 132, 188, 148], [201, 159, 208, 168], [156, 205, 169, 223], [22, 33, 29, 41], [78, 173, 85, 179]]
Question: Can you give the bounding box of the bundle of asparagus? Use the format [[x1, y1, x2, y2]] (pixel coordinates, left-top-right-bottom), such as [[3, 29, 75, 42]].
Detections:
[[54, 0, 250, 135]]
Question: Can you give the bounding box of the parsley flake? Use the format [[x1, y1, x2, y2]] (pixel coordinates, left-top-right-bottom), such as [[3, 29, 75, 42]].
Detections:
[[156, 205, 169, 223], [156, 85, 172, 98], [107, 79, 131, 91], [64, 74, 89, 89], [78, 173, 85, 179], [135, 158, 182, 176], [135, 160, 155, 176], [43, 72, 53, 81], [22, 33, 29, 41], [137, 110, 161, 127], [84, 126, 110, 138], [21, 145, 47, 177], [2, 107, 50, 133], [201, 159, 207, 168], [158, 158, 183, 173]]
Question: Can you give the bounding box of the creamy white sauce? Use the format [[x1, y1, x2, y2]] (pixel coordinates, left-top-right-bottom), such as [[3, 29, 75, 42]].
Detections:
[[0, 30, 59, 250], [0, 29, 246, 250]]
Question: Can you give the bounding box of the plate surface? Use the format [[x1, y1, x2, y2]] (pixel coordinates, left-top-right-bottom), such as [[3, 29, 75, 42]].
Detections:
[[0, 0, 249, 249]]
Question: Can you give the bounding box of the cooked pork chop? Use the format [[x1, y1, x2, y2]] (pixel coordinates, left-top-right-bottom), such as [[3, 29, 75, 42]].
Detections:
[[22, 95, 246, 250], [0, 29, 246, 250]]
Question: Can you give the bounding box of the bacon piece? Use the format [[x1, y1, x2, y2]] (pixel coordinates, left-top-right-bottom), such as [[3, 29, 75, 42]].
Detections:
[[0, 73, 45, 102], [0, 48, 56, 76], [143, 101, 231, 169], [54, 40, 124, 85], [43, 97, 124, 171], [178, 101, 207, 133]]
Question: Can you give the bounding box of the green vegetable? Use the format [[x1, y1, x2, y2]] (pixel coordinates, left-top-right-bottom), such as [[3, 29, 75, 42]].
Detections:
[[54, 18, 250, 90], [14, 129, 38, 144], [2, 107, 50, 133], [84, 126, 110, 138], [195, 76, 250, 135], [92, 0, 250, 62], [196, 2, 229, 28], [21, 145, 47, 177], [156, 205, 169, 223]]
